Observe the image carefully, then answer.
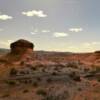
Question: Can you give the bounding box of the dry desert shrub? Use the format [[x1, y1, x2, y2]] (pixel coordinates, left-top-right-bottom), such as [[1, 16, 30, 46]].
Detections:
[[43, 90, 69, 100], [36, 89, 47, 96]]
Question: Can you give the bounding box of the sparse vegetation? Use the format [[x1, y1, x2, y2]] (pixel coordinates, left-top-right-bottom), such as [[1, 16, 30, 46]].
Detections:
[[9, 68, 17, 76], [2, 94, 10, 98], [46, 78, 52, 83], [69, 72, 81, 82], [51, 72, 58, 76], [19, 71, 26, 75], [77, 87, 82, 91], [36, 89, 47, 96], [6, 80, 16, 85], [43, 90, 69, 100], [37, 77, 42, 81], [30, 67, 37, 71], [98, 79, 100, 82], [33, 81, 38, 87], [20, 61, 25, 66], [67, 62, 78, 69], [23, 89, 29, 93]]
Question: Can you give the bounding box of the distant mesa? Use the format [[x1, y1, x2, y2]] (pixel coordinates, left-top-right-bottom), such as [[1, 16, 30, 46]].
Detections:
[[10, 39, 34, 55]]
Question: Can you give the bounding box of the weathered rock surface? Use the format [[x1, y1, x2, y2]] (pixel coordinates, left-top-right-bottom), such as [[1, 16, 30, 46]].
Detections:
[[0, 39, 34, 63], [10, 39, 34, 55]]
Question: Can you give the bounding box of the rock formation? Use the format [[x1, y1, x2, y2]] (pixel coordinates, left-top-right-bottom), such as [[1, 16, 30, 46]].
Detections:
[[0, 39, 35, 63], [10, 39, 34, 55]]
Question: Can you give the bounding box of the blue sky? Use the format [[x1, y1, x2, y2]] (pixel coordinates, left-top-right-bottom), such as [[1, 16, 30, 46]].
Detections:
[[0, 0, 100, 52]]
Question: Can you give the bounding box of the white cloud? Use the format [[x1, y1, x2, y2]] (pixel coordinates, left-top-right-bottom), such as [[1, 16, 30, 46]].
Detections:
[[69, 28, 83, 32], [30, 29, 38, 35], [91, 42, 100, 45], [41, 30, 50, 33], [22, 10, 47, 18], [0, 15, 13, 20], [53, 32, 69, 37], [30, 28, 50, 35], [83, 42, 100, 47], [30, 32, 37, 35], [83, 43, 91, 47]]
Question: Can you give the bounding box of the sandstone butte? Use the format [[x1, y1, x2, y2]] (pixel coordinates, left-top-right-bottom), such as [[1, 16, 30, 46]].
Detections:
[[0, 39, 35, 63], [10, 39, 34, 55]]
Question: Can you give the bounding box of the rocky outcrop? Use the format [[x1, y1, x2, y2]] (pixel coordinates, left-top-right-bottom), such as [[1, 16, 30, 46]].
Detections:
[[0, 39, 35, 63], [10, 39, 34, 55]]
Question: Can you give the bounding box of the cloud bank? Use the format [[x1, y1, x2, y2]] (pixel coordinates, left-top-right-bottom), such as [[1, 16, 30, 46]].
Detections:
[[69, 28, 83, 32], [53, 32, 68, 37], [0, 14, 13, 20], [22, 10, 47, 18]]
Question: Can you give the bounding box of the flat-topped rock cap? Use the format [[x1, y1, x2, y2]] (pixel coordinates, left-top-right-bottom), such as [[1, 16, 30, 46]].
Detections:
[[10, 39, 34, 49], [94, 51, 100, 54]]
